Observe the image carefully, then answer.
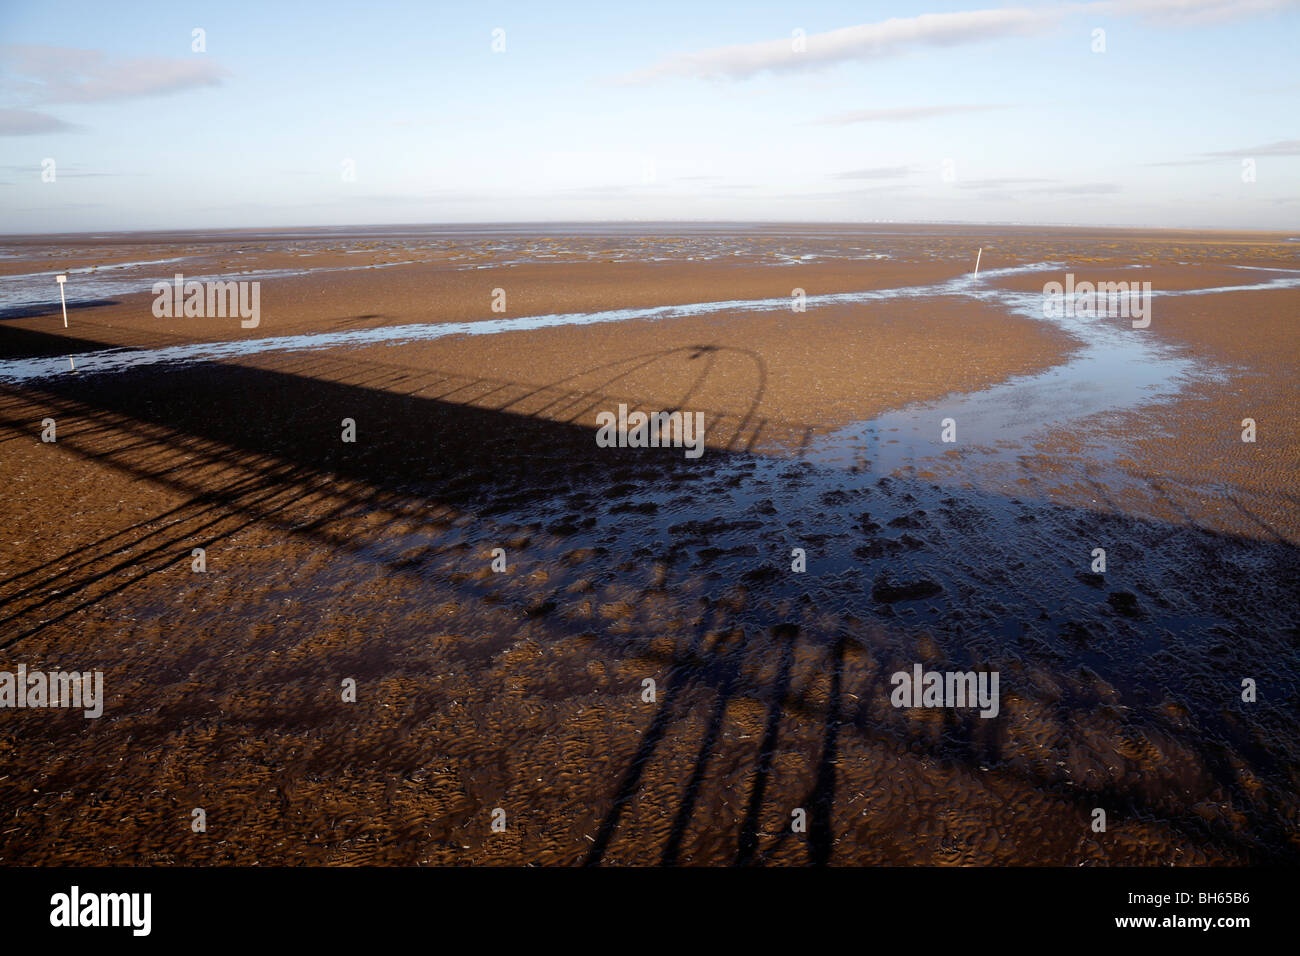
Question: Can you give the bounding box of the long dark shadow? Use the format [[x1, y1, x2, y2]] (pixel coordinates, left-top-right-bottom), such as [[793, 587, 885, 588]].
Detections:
[[736, 623, 800, 866]]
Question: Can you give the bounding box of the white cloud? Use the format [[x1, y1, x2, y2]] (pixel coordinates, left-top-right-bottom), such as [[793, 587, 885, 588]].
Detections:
[[1098, 0, 1300, 25], [619, 7, 1067, 82], [619, 1, 1300, 83], [0, 107, 76, 135], [1148, 139, 1300, 165], [833, 164, 919, 179], [1206, 139, 1300, 156], [957, 177, 1057, 188], [1, 44, 228, 105], [812, 104, 1009, 125]]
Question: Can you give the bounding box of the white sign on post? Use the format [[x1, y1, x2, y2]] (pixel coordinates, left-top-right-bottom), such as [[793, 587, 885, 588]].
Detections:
[[55, 274, 74, 371]]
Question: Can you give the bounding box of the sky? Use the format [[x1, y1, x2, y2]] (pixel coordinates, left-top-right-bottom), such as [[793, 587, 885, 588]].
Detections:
[[1, 0, 1298, 233]]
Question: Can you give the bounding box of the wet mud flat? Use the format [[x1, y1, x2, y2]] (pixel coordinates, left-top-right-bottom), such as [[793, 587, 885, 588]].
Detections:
[[0, 226, 1297, 865]]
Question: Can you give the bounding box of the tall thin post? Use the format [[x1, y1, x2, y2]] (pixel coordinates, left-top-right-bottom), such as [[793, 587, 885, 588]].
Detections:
[[56, 273, 68, 326], [56, 274, 75, 371]]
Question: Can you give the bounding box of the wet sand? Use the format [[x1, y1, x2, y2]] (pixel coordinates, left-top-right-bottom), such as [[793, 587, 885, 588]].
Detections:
[[0, 224, 1296, 865]]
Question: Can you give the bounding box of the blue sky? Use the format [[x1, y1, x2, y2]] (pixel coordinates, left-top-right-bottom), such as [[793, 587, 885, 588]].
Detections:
[[1, 0, 1297, 232]]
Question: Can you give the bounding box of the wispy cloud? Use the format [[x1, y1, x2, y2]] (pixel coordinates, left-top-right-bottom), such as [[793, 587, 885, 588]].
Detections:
[[777, 184, 922, 201], [957, 177, 1057, 189], [1098, 0, 1300, 26], [833, 164, 918, 180], [813, 104, 1008, 126], [618, 1, 1299, 83], [1144, 158, 1215, 167], [0, 162, 115, 176], [1147, 139, 1300, 165], [1204, 139, 1300, 157], [1, 44, 228, 105], [0, 107, 76, 135], [1041, 182, 1122, 195], [960, 180, 1121, 198], [619, 7, 1065, 82]]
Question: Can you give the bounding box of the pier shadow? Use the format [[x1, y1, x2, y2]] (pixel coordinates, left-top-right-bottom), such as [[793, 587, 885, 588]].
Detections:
[[0, 322, 137, 359], [0, 298, 122, 322], [1, 322, 1297, 866]]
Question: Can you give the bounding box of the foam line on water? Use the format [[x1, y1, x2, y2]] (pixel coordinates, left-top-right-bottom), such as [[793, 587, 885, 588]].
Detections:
[[1, 265, 1297, 386]]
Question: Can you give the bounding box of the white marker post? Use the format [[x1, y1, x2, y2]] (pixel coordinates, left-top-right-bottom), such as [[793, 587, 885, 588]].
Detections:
[[973, 247, 982, 278], [56, 273, 68, 326], [55, 274, 75, 371]]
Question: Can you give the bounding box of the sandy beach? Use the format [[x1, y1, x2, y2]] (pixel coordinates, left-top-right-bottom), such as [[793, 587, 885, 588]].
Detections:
[[0, 224, 1297, 865]]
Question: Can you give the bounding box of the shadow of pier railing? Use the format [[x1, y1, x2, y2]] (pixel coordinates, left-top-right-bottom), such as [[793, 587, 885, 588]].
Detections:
[[0, 322, 1297, 866]]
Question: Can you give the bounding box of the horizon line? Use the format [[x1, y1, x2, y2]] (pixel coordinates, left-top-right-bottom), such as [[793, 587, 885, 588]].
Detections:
[[4, 218, 1299, 241]]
